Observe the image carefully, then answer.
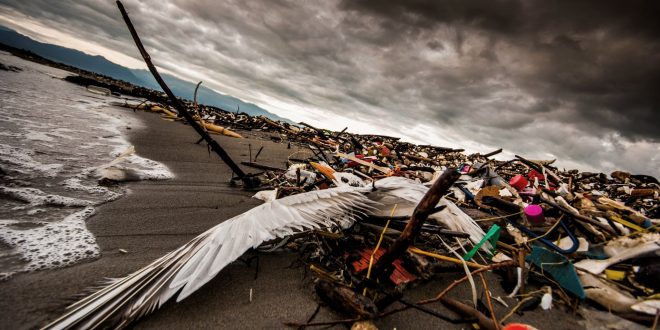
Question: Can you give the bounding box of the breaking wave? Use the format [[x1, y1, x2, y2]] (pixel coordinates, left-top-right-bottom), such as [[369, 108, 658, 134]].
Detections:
[[0, 52, 173, 280]]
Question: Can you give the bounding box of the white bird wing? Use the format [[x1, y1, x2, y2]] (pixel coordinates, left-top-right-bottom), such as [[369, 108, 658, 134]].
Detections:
[[365, 176, 430, 217], [365, 177, 490, 252], [434, 199, 490, 252], [44, 186, 376, 330]]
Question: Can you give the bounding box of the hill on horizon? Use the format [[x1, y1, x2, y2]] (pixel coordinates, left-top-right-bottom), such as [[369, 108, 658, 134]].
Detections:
[[0, 25, 291, 122]]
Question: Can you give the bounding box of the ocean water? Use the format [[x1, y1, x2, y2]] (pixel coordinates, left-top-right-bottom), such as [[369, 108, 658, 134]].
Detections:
[[0, 52, 173, 280]]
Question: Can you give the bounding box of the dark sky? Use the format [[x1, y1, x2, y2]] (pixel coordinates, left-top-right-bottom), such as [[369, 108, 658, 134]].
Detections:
[[1, 0, 658, 176]]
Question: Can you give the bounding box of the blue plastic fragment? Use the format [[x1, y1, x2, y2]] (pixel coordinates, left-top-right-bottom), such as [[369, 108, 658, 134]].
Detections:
[[526, 245, 585, 299]]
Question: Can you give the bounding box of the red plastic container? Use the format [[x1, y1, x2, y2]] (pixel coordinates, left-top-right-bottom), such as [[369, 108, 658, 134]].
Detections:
[[528, 169, 545, 181], [509, 174, 529, 190]]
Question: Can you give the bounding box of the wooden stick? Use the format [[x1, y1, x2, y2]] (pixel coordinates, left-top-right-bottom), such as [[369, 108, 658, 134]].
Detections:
[[395, 298, 476, 324], [116, 1, 249, 182], [440, 297, 497, 330], [334, 127, 348, 138], [482, 148, 503, 158], [418, 261, 516, 305], [373, 262, 515, 322], [479, 273, 501, 330], [284, 317, 359, 328], [254, 146, 264, 162], [408, 247, 484, 269], [370, 168, 460, 279], [193, 81, 202, 105], [336, 152, 391, 174], [539, 195, 617, 236]]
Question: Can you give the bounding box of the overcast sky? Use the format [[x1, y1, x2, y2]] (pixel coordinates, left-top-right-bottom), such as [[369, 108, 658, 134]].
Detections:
[[1, 1, 658, 177]]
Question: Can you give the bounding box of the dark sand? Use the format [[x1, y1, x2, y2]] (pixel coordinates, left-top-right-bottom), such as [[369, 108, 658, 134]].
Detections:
[[0, 106, 586, 329]]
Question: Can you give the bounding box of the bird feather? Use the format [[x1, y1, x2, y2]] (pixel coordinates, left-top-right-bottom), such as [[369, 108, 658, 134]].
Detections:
[[44, 186, 377, 329], [45, 176, 476, 329]]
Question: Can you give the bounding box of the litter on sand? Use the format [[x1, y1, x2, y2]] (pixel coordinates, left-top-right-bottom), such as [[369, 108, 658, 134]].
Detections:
[[43, 2, 660, 329]]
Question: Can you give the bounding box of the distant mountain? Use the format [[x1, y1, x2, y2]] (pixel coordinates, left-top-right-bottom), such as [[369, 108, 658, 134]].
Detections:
[[132, 70, 292, 122], [0, 25, 291, 122], [0, 26, 140, 83]]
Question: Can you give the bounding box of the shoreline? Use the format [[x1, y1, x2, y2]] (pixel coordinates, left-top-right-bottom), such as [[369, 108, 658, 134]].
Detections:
[[1, 52, 649, 329], [0, 105, 592, 329], [0, 105, 315, 329]]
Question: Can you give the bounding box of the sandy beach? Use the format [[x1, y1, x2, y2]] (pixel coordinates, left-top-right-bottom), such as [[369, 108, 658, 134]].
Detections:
[[0, 106, 587, 329]]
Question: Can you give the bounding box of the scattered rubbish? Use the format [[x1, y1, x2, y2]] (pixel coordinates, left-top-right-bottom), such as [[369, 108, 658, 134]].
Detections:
[[43, 2, 660, 328], [578, 307, 649, 330], [540, 288, 553, 310], [523, 204, 544, 225], [579, 270, 638, 313], [527, 246, 585, 299], [86, 85, 111, 96], [575, 241, 660, 274]]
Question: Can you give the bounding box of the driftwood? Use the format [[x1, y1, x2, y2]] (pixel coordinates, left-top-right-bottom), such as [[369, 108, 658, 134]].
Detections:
[[299, 122, 328, 139], [440, 297, 498, 330], [117, 1, 257, 186], [481, 148, 503, 158], [402, 153, 440, 166], [262, 116, 297, 135], [370, 168, 461, 280], [315, 279, 379, 319], [539, 195, 617, 236], [418, 145, 465, 153], [193, 81, 202, 105]]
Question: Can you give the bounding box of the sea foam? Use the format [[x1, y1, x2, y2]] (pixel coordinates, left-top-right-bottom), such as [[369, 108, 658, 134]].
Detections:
[[0, 52, 173, 279], [0, 207, 99, 280]]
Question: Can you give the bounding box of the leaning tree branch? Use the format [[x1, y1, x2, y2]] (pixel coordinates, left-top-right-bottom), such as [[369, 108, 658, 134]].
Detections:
[[116, 1, 253, 184]]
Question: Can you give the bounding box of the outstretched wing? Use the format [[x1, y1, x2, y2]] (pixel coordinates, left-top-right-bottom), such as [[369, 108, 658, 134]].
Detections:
[[365, 177, 489, 252], [45, 187, 376, 330], [364, 176, 430, 217]]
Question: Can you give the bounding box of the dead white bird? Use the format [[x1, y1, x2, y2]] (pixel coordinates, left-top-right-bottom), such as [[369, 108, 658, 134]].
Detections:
[[579, 271, 638, 313], [574, 240, 660, 274], [631, 300, 660, 315], [44, 176, 474, 329], [603, 232, 660, 257]]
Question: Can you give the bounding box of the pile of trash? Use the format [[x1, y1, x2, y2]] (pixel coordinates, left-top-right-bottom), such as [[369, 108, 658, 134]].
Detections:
[[43, 6, 659, 326], [111, 99, 659, 329], [258, 147, 659, 328]]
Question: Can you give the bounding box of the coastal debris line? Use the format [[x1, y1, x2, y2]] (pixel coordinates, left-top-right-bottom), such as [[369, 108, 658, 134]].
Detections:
[[42, 1, 660, 329]]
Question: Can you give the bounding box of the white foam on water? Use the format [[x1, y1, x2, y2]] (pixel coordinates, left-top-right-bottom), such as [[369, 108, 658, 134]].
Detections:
[[0, 143, 64, 177], [0, 53, 174, 278], [26, 209, 46, 216], [25, 131, 55, 142], [61, 178, 122, 201], [0, 207, 100, 279], [0, 186, 93, 207], [124, 155, 174, 180]]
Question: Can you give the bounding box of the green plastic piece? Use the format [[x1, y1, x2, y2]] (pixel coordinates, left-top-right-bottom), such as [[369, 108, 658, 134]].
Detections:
[[463, 224, 500, 261]]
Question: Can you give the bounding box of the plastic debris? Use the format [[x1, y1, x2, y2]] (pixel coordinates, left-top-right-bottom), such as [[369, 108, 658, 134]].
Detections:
[[527, 246, 585, 299], [42, 24, 660, 327]]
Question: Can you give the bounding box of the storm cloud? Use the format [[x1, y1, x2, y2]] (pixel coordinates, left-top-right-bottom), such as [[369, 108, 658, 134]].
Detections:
[[1, 0, 658, 176]]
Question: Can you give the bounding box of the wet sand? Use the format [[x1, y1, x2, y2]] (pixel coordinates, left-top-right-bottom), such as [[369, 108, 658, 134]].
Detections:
[[0, 106, 585, 329]]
